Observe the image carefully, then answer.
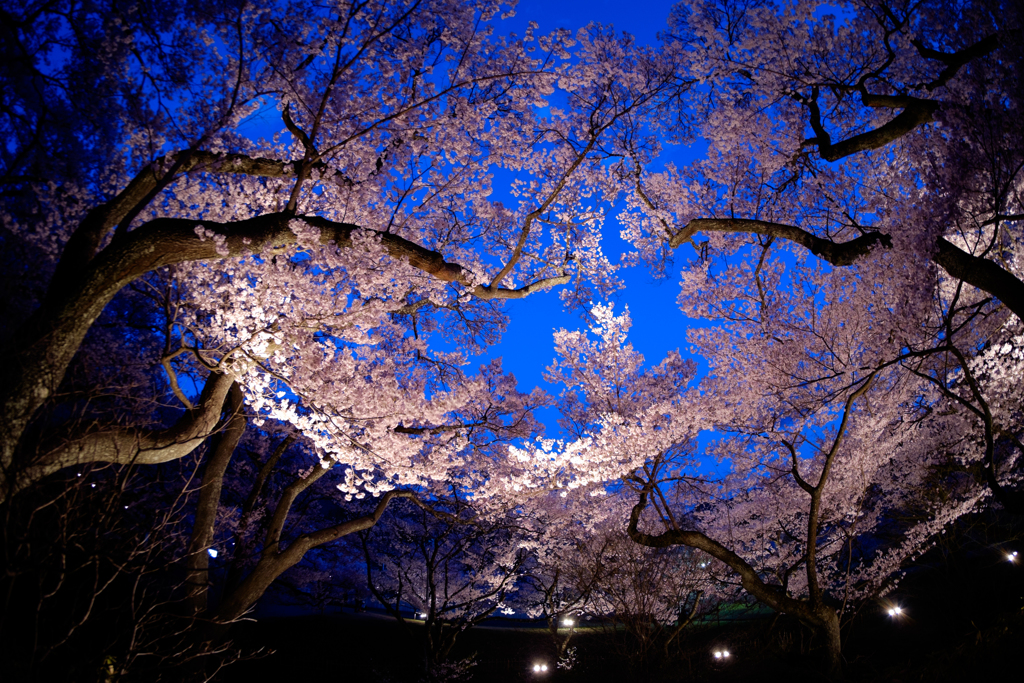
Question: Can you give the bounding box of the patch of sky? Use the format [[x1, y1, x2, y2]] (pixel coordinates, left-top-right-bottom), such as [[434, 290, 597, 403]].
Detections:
[[811, 2, 856, 27], [236, 95, 286, 144], [502, 0, 680, 45], [402, 3, 721, 443]]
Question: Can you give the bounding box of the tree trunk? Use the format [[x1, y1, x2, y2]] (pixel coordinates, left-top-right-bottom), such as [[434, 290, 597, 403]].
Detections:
[[223, 433, 294, 596], [209, 489, 417, 628], [184, 382, 245, 615], [817, 605, 842, 676]]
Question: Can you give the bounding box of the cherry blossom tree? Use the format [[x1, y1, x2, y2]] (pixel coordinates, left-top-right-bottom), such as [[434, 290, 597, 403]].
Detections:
[[534, 2, 1024, 670], [201, 360, 545, 630], [620, 1, 1024, 511], [586, 530, 714, 671], [623, 0, 1023, 318], [515, 489, 614, 664], [520, 304, 993, 672], [520, 488, 720, 671], [0, 2, 681, 674], [0, 447, 233, 680], [0, 0, 674, 501], [3, 1, 1022, 677], [615, 0, 1024, 521]]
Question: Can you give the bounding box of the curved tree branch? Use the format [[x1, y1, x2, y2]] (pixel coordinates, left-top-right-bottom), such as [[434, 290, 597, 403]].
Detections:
[[8, 372, 237, 501], [626, 485, 842, 669], [670, 218, 891, 265], [627, 488, 812, 620], [669, 219, 1024, 322], [212, 488, 421, 625]]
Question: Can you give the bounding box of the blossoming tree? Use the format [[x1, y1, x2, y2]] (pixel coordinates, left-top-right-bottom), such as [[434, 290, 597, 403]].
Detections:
[[0, 0, 674, 502], [523, 302, 996, 671]]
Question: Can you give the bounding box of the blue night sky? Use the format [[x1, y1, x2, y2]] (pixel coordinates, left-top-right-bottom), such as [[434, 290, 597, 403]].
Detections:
[[478, 1, 701, 433]]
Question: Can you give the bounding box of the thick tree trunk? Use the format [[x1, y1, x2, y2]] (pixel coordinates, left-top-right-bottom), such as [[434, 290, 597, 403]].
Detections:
[[819, 605, 843, 676], [184, 382, 246, 615]]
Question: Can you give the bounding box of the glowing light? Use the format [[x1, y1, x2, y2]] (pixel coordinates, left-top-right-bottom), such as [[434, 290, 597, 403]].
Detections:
[[90, 483, 96, 488], [1008, 551, 1019, 563], [562, 617, 574, 627], [713, 651, 722, 659], [723, 650, 730, 657], [417, 612, 428, 619], [887, 606, 902, 617], [207, 548, 218, 558], [532, 663, 549, 673]]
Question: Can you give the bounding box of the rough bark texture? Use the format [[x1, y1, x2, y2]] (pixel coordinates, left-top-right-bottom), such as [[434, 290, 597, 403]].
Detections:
[[808, 93, 939, 162], [671, 218, 892, 266]]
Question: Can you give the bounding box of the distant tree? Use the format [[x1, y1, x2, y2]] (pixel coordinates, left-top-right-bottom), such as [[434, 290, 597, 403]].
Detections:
[[360, 497, 530, 672], [588, 530, 713, 672], [516, 490, 613, 665], [522, 490, 720, 672]]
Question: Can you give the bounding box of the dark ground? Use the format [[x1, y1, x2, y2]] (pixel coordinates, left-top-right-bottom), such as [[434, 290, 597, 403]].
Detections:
[[219, 541, 1024, 683]]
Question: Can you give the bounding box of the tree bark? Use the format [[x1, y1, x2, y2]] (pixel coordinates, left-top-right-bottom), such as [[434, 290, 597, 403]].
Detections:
[[211, 489, 418, 626], [223, 433, 295, 596], [184, 382, 246, 616], [4, 372, 237, 502]]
